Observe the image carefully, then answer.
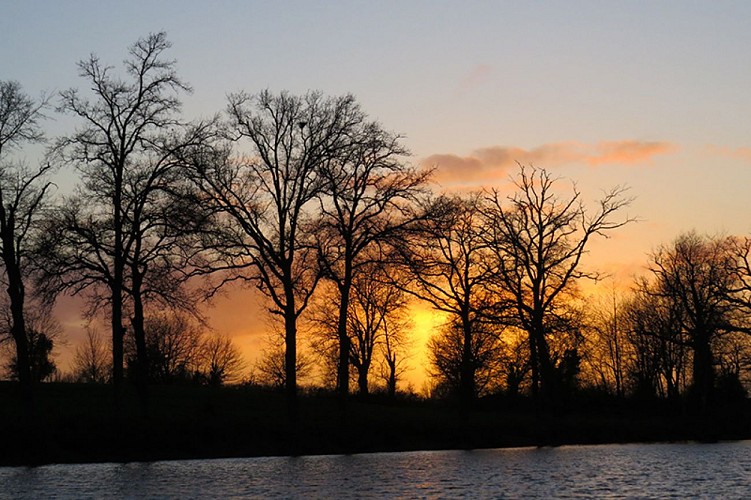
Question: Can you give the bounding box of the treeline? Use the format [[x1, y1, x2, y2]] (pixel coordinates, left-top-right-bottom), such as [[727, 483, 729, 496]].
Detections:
[[1, 33, 750, 416]]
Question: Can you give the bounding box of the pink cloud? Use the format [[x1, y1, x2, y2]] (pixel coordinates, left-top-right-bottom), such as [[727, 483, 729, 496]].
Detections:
[[422, 140, 676, 186]]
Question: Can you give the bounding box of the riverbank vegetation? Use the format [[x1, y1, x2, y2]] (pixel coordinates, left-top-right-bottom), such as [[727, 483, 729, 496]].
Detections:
[[2, 32, 751, 466], [2, 382, 749, 466]]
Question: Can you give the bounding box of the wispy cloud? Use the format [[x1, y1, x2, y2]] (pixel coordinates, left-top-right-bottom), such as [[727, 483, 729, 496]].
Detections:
[[587, 141, 676, 166], [455, 64, 493, 96], [423, 140, 676, 185], [705, 144, 751, 163]]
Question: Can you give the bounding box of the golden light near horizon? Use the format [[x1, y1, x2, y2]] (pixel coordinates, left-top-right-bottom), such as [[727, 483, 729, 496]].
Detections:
[[404, 302, 448, 391]]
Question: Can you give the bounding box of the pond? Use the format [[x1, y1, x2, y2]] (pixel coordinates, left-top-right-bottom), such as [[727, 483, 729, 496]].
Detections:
[[1, 441, 749, 498]]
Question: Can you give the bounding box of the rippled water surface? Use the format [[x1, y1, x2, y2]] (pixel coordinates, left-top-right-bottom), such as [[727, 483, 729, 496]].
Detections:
[[1, 441, 750, 498]]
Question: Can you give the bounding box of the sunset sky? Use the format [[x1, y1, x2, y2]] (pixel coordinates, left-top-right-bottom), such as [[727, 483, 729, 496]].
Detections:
[[3, 2, 751, 388]]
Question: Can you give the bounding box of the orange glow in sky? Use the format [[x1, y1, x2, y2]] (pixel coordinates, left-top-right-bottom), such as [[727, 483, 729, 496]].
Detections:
[[5, 2, 751, 389]]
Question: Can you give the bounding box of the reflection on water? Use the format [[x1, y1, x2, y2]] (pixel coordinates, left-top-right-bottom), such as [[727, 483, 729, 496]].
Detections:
[[1, 441, 750, 498]]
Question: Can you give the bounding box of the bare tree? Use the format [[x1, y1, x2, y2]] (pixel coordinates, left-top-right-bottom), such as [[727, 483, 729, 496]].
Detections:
[[312, 261, 413, 396], [2, 304, 62, 384], [376, 282, 412, 398], [316, 116, 429, 398], [729, 235, 751, 329], [644, 232, 738, 407], [190, 91, 363, 408], [0, 80, 54, 398], [255, 329, 315, 389], [44, 33, 206, 396], [583, 288, 630, 397], [73, 328, 111, 383], [623, 287, 688, 400], [482, 165, 634, 404], [126, 312, 203, 383], [712, 331, 751, 399], [427, 318, 504, 399], [497, 331, 531, 397], [395, 193, 496, 402], [198, 333, 245, 386]]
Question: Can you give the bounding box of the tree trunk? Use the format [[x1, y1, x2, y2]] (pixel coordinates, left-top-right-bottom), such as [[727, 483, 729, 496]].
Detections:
[[529, 333, 539, 400], [111, 285, 124, 395], [536, 332, 556, 404], [692, 333, 714, 411], [357, 365, 369, 395], [112, 170, 124, 396], [130, 270, 149, 406], [459, 312, 475, 403], [1, 223, 32, 403], [387, 358, 397, 398], [531, 311, 555, 405], [284, 286, 298, 420], [336, 267, 353, 399]]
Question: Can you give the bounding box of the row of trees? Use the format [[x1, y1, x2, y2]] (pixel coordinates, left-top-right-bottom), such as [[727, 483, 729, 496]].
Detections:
[[2, 32, 750, 415], [582, 233, 751, 405], [400, 172, 633, 404], [1, 33, 428, 411], [426, 224, 751, 408]]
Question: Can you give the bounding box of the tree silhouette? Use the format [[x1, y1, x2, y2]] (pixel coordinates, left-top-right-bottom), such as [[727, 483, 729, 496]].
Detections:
[[312, 261, 412, 395], [483, 165, 633, 404], [0, 80, 54, 400], [428, 317, 504, 399], [316, 118, 428, 398], [198, 333, 245, 386], [6, 328, 56, 383], [126, 312, 203, 384], [72, 328, 111, 383], [190, 90, 364, 412], [624, 279, 690, 400], [256, 329, 315, 389], [45, 33, 207, 397], [583, 288, 629, 397], [396, 193, 497, 402], [644, 232, 738, 408]]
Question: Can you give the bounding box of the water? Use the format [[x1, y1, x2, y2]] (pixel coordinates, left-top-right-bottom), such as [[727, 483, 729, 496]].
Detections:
[[1, 441, 750, 498]]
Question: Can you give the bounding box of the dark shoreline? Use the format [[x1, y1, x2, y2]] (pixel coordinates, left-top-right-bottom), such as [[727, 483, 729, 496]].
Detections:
[[2, 383, 749, 467]]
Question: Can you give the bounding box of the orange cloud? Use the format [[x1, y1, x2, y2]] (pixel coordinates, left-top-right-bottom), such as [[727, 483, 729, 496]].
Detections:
[[705, 145, 751, 163], [587, 141, 677, 166], [423, 140, 676, 186]]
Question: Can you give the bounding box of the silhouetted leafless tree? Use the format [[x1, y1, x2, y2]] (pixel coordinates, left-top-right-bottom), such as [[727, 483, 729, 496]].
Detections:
[[44, 33, 208, 396], [125, 312, 203, 383], [494, 330, 531, 397], [729, 235, 751, 329], [256, 329, 315, 389], [198, 333, 245, 386], [0, 80, 54, 399], [428, 318, 504, 399], [73, 328, 111, 383], [482, 165, 634, 404], [582, 288, 629, 397], [316, 117, 429, 397], [643, 232, 738, 408], [396, 193, 497, 402], [312, 261, 412, 396], [622, 287, 688, 400], [190, 90, 363, 409], [375, 282, 412, 398], [2, 304, 62, 384]]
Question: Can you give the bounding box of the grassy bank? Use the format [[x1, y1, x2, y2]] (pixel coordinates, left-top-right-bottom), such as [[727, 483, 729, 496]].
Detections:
[[1, 382, 749, 466]]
